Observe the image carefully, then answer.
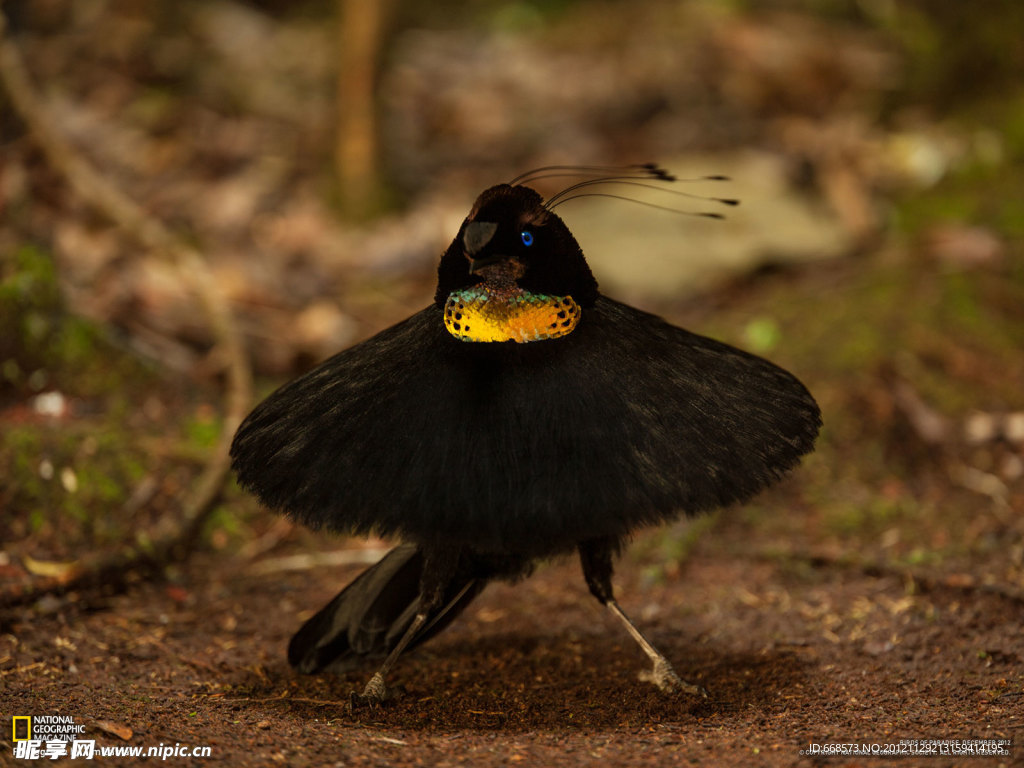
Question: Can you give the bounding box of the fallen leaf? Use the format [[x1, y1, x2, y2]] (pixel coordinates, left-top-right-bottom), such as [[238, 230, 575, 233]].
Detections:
[[22, 555, 81, 581], [95, 720, 133, 740]]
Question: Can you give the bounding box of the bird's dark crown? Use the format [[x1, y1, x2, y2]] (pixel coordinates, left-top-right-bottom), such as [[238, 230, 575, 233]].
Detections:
[[434, 184, 599, 307]]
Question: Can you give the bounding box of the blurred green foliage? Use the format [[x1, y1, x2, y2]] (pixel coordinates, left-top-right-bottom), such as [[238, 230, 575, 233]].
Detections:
[[0, 246, 143, 400], [679, 239, 1024, 575], [0, 248, 174, 554]]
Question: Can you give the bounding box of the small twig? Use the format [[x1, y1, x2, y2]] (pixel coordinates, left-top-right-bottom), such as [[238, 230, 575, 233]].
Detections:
[[757, 549, 1024, 606], [236, 518, 296, 561], [892, 379, 949, 445], [248, 547, 391, 576], [0, 7, 253, 605], [217, 694, 353, 707]]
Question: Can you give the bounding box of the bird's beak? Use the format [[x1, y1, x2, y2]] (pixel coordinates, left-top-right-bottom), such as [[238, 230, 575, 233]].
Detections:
[[463, 221, 497, 256], [463, 220, 503, 274], [467, 253, 506, 274]]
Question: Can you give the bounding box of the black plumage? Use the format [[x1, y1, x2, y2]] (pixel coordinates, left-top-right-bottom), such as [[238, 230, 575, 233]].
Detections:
[[286, 544, 486, 674], [231, 171, 821, 703]]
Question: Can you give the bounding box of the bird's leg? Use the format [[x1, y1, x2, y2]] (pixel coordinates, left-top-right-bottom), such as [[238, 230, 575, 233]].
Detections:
[[578, 537, 707, 697], [351, 546, 459, 707]]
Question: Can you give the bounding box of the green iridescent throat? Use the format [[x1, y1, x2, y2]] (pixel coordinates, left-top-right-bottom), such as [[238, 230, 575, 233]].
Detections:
[[449, 286, 562, 304]]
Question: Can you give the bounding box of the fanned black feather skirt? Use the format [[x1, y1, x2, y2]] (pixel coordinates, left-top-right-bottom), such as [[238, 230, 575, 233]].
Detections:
[[231, 296, 821, 559]]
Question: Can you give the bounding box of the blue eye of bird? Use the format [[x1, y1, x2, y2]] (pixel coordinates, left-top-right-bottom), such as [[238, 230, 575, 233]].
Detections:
[[520, 230, 534, 247]]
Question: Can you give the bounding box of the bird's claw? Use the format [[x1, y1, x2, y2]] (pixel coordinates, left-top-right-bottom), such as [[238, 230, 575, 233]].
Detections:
[[349, 672, 401, 708], [639, 658, 708, 698]]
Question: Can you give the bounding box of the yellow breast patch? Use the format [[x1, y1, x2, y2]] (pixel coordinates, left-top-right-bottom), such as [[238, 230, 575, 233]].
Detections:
[[444, 287, 580, 343]]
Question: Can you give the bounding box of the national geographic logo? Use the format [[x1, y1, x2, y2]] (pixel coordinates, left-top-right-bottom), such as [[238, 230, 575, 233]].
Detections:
[[11, 716, 84, 740]]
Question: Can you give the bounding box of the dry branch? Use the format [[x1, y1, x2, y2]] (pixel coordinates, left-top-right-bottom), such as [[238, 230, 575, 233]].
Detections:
[[0, 7, 253, 606], [761, 549, 1024, 606], [336, 0, 394, 216]]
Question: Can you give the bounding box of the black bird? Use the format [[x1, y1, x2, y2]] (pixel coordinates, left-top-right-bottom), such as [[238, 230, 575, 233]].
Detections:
[[230, 165, 821, 704]]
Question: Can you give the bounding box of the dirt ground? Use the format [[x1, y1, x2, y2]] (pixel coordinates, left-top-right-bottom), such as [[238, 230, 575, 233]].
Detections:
[[3, 497, 1021, 767]]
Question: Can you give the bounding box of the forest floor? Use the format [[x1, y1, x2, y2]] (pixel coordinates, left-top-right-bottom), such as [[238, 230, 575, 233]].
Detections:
[[3, 499, 1022, 767]]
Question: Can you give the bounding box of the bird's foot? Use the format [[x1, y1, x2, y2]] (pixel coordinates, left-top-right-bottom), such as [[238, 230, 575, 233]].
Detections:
[[349, 673, 401, 708], [639, 658, 708, 698]]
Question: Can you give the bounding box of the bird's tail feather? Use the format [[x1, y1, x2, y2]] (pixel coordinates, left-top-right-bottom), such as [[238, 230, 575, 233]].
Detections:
[[288, 543, 484, 674]]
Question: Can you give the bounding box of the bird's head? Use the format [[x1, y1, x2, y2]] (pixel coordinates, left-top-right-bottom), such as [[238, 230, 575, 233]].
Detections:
[[435, 184, 600, 308], [434, 184, 598, 343], [432, 165, 733, 344]]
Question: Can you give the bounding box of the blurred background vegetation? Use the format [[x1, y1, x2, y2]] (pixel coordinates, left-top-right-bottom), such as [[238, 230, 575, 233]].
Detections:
[[1, 0, 1022, 597]]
